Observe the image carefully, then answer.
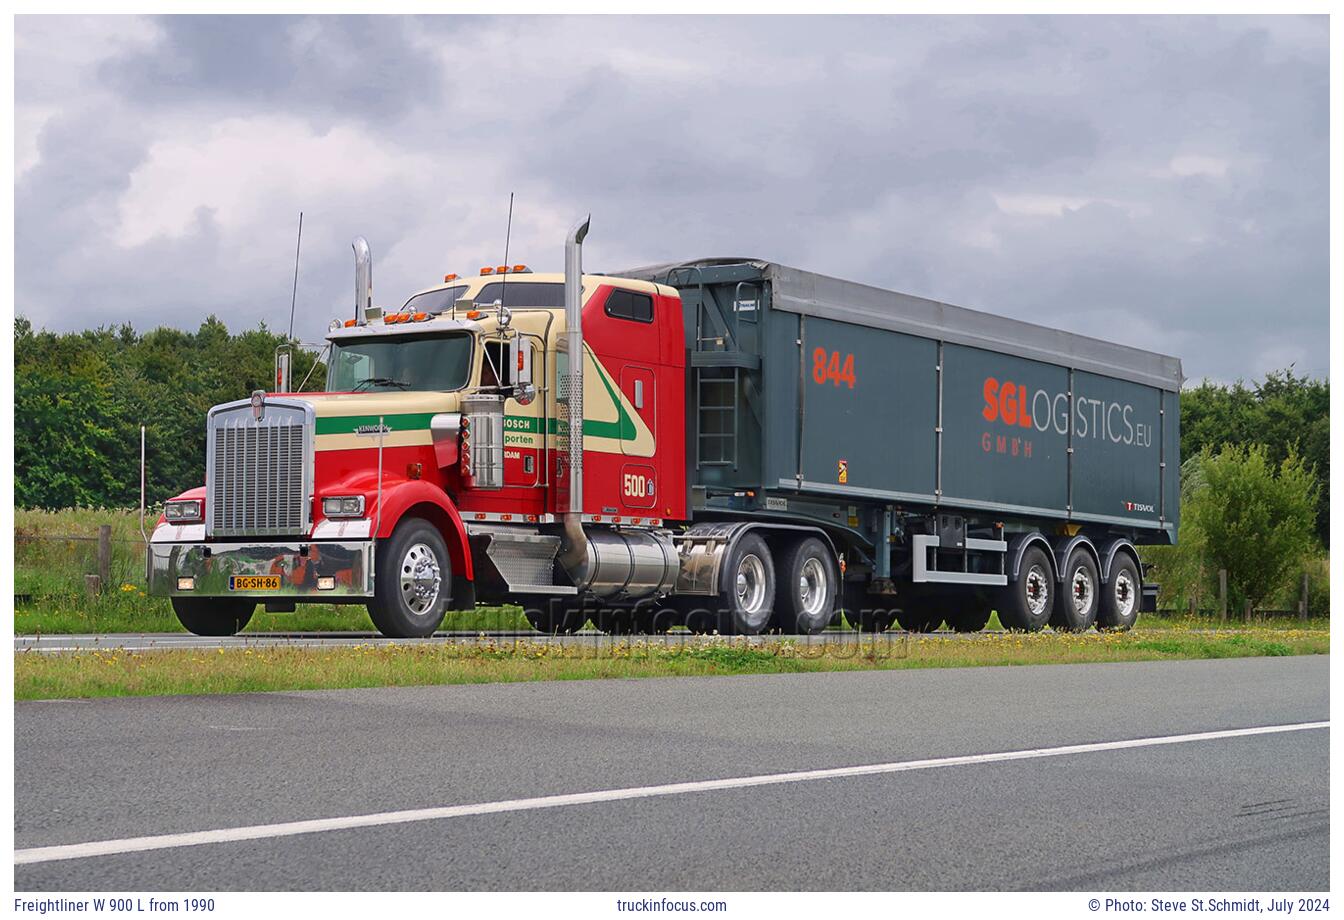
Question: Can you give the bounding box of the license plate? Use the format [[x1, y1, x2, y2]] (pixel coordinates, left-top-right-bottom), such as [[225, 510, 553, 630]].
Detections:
[[229, 575, 282, 591]]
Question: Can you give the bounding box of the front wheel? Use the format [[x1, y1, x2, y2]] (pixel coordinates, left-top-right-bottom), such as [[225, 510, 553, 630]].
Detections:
[[172, 597, 255, 636], [367, 519, 451, 638]]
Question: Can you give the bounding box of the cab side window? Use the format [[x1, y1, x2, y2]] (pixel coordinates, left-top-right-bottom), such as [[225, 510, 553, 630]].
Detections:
[[604, 288, 654, 323], [482, 341, 511, 387]]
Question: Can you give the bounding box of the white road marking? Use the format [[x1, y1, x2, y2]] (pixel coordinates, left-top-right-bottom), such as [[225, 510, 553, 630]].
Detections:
[[16, 720, 1327, 866]]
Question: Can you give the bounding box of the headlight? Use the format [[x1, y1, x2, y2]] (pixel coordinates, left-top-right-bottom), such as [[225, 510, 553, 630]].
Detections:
[[164, 499, 203, 523], [322, 495, 366, 518]]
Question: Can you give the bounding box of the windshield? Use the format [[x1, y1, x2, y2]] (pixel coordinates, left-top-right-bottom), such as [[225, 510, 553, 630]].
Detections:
[[327, 332, 473, 393]]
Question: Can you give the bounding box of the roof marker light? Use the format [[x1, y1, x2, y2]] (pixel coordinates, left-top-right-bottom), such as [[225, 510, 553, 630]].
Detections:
[[480, 267, 494, 275], [343, 319, 358, 327], [444, 273, 459, 282], [513, 264, 528, 273]]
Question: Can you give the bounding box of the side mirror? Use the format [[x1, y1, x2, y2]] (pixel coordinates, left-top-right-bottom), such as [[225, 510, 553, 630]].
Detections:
[[509, 336, 534, 403]]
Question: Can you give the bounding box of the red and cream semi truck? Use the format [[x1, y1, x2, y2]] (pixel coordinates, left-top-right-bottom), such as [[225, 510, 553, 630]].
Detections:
[[148, 218, 1179, 637]]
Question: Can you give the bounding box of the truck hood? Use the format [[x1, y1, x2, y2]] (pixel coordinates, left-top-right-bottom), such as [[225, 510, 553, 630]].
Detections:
[[288, 391, 461, 451]]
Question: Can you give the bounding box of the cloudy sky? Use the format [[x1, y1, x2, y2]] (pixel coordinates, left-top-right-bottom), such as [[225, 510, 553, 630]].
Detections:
[[15, 14, 1329, 384]]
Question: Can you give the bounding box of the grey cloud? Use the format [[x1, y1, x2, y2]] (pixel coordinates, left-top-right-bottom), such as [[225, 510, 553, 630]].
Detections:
[[15, 14, 1329, 385]]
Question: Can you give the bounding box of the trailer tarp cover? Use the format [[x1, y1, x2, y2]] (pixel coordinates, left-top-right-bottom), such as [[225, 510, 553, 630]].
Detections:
[[616, 259, 1183, 392]]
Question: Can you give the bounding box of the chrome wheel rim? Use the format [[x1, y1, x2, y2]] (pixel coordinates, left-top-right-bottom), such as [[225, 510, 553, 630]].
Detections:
[[735, 554, 767, 616], [1024, 564, 1049, 617], [1071, 566, 1094, 615], [1113, 570, 1136, 619], [399, 542, 442, 615], [798, 557, 828, 618]]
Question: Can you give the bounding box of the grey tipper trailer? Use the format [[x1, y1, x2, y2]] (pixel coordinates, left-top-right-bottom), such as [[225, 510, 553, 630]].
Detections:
[[615, 258, 1181, 634]]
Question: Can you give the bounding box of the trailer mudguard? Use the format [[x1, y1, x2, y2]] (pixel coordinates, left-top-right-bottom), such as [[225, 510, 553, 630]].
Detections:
[[1095, 537, 1143, 584], [372, 479, 474, 581], [1049, 534, 1100, 584], [1005, 531, 1056, 582]]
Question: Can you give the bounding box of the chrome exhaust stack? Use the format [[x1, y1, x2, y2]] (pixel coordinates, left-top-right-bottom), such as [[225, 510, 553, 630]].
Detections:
[[557, 215, 592, 582], [352, 236, 372, 325]]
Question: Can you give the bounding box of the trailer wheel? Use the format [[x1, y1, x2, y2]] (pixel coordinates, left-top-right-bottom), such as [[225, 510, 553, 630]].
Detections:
[[775, 537, 838, 635], [524, 599, 590, 635], [1052, 548, 1101, 632], [367, 518, 451, 638], [1097, 554, 1142, 632], [714, 533, 776, 635], [999, 546, 1053, 632], [591, 608, 637, 636], [171, 598, 255, 636], [843, 582, 896, 632]]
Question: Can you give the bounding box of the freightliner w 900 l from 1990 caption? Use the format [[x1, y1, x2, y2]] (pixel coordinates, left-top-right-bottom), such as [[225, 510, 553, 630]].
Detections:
[[147, 217, 1180, 638]]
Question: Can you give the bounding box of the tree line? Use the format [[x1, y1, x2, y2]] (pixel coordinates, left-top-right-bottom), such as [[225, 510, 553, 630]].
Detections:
[[15, 316, 323, 511], [14, 317, 1329, 608]]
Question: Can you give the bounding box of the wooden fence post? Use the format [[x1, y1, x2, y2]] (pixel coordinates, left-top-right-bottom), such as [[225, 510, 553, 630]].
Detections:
[[1218, 569, 1228, 623], [1300, 571, 1309, 622], [1243, 598, 1252, 625], [97, 524, 112, 594], [84, 574, 101, 599]]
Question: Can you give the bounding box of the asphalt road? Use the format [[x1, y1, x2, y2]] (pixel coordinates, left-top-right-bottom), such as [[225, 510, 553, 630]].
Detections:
[[14, 628, 1251, 653], [14, 655, 1329, 891]]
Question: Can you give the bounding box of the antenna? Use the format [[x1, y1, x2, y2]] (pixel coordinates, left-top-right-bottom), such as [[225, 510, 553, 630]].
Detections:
[[498, 192, 514, 329], [287, 211, 303, 340]]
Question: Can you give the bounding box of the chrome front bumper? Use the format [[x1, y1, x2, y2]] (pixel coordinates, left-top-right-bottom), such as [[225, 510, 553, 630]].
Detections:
[[148, 540, 375, 598]]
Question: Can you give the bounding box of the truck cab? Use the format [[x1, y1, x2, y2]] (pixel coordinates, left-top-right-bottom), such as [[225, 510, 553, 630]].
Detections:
[[149, 234, 688, 638]]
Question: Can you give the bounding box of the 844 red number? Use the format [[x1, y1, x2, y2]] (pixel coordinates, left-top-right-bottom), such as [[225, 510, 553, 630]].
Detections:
[[812, 348, 855, 389]]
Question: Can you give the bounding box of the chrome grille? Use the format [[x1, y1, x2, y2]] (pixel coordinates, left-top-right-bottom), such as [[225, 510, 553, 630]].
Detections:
[[206, 399, 312, 537]]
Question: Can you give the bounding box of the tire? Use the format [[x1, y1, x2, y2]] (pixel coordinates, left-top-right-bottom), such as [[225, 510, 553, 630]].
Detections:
[[591, 607, 637, 636], [172, 597, 255, 636], [842, 581, 896, 632], [1052, 547, 1101, 632], [523, 598, 590, 634], [774, 537, 838, 635], [999, 546, 1053, 632], [366, 518, 451, 638], [715, 533, 776, 635], [896, 597, 944, 633], [1097, 553, 1142, 632]]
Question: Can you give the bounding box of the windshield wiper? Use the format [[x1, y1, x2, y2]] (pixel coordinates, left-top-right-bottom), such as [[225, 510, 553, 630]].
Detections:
[[352, 376, 411, 392]]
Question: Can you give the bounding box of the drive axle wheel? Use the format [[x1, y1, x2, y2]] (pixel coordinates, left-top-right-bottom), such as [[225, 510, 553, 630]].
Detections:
[[708, 533, 776, 635], [367, 518, 451, 638], [172, 598, 255, 637], [775, 537, 838, 635]]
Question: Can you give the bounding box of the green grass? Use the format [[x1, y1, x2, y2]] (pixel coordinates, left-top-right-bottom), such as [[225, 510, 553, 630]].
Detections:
[[15, 627, 1329, 700]]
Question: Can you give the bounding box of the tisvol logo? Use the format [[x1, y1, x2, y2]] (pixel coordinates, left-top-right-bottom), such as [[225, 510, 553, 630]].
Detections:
[[1124, 501, 1156, 513]]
